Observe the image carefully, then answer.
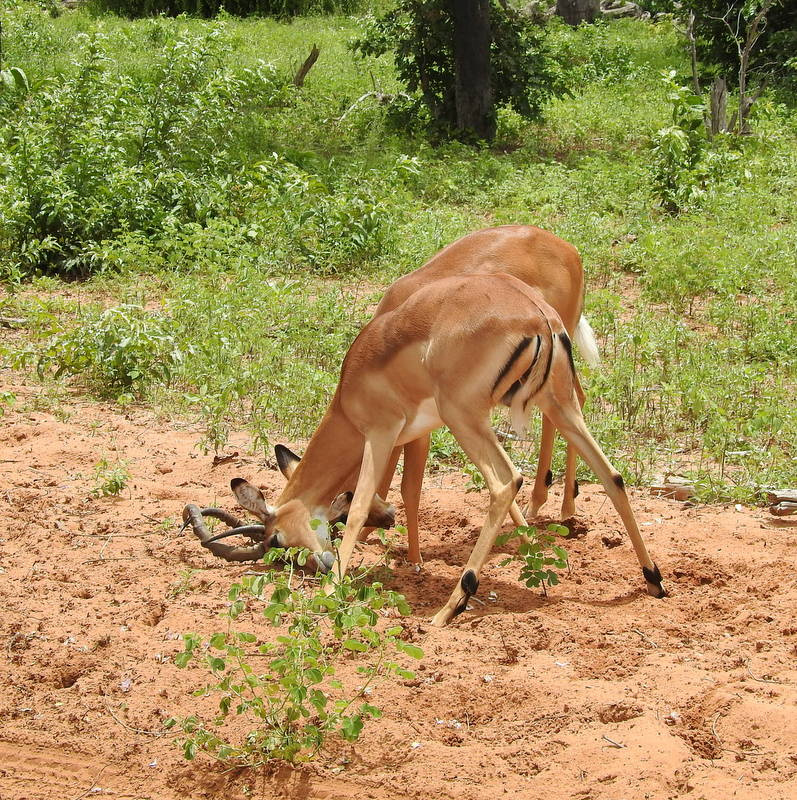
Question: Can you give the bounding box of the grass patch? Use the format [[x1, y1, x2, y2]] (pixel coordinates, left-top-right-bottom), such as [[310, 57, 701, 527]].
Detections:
[[1, 5, 795, 501]]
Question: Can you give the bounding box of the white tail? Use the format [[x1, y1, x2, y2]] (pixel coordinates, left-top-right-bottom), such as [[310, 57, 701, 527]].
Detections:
[[574, 314, 600, 368]]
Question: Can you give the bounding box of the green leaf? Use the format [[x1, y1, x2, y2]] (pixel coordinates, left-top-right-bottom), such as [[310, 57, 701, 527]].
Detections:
[[340, 714, 364, 742], [343, 638, 369, 652], [174, 651, 193, 668], [304, 667, 323, 684], [396, 641, 424, 659]]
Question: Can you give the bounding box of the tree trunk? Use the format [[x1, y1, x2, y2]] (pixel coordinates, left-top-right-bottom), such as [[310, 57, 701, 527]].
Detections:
[[556, 0, 600, 25], [449, 0, 495, 141], [709, 77, 728, 137]]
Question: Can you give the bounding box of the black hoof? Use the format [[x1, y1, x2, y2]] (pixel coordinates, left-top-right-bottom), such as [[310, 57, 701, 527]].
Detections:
[[643, 563, 666, 598]]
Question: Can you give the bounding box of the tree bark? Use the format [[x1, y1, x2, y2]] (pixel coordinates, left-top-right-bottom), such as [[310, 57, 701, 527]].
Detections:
[[293, 44, 320, 88], [709, 76, 728, 137], [556, 0, 600, 25], [449, 0, 495, 140]]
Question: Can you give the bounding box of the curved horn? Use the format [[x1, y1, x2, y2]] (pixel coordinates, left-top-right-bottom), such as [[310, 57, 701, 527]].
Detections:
[[204, 524, 267, 545], [182, 504, 268, 563]]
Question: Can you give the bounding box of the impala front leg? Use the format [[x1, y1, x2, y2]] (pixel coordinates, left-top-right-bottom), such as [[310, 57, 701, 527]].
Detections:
[[332, 429, 401, 581]]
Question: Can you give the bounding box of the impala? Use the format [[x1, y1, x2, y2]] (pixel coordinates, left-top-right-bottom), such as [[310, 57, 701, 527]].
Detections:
[[277, 225, 599, 565], [223, 273, 665, 627]]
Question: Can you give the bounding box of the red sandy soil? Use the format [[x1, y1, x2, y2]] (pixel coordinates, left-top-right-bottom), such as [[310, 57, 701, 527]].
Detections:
[[1, 380, 796, 800]]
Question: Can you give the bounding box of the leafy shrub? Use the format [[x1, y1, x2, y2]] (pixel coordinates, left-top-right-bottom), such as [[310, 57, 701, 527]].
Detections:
[[91, 456, 131, 497], [351, 0, 567, 139], [35, 304, 184, 399], [247, 155, 392, 273], [167, 549, 421, 766], [546, 18, 635, 87], [650, 71, 710, 212], [93, 0, 361, 17], [0, 26, 288, 277]]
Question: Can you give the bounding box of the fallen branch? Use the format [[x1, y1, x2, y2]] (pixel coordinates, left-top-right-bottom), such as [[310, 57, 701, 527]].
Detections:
[[746, 658, 791, 685], [650, 475, 694, 501], [104, 696, 165, 737], [337, 90, 414, 121]]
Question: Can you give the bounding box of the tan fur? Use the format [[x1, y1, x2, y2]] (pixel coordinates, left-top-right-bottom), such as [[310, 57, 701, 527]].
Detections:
[[247, 273, 663, 626], [373, 225, 590, 561]]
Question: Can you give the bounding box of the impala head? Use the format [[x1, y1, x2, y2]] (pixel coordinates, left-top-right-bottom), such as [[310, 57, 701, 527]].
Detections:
[[326, 489, 396, 530], [273, 445, 396, 531], [229, 477, 335, 573]]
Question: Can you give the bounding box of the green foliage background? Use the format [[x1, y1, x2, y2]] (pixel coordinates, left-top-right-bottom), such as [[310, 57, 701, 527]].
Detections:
[[1, 2, 796, 501]]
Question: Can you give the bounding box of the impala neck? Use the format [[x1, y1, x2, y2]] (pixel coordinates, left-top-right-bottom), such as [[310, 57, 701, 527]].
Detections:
[[276, 395, 364, 511]]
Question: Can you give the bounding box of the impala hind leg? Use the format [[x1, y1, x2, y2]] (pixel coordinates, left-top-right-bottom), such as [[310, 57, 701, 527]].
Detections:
[[529, 372, 587, 520], [401, 435, 429, 566], [539, 397, 665, 599], [431, 414, 522, 627], [529, 415, 556, 517], [559, 373, 587, 519]]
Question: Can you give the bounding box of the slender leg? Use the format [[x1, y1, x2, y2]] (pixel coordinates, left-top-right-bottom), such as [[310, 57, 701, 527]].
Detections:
[[378, 445, 402, 500], [333, 430, 400, 581], [401, 435, 429, 565], [538, 394, 665, 599], [430, 411, 522, 627], [509, 501, 527, 528], [529, 415, 556, 517], [559, 372, 587, 519]]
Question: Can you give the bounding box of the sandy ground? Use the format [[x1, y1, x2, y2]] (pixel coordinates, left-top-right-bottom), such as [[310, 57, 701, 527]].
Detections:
[[1, 379, 796, 800]]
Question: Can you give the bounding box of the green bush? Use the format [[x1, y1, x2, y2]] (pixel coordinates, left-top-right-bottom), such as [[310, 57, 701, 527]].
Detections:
[[0, 26, 287, 277], [35, 303, 184, 399], [167, 549, 421, 766], [92, 0, 361, 17]]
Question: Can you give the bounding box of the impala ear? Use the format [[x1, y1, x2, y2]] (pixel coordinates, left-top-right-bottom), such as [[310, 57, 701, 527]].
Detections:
[[230, 478, 275, 524], [274, 444, 301, 479], [327, 490, 396, 530]]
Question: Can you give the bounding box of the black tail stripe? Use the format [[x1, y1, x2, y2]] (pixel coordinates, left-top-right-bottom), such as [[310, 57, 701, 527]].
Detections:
[[523, 335, 554, 409], [559, 332, 576, 374], [518, 334, 542, 384], [492, 336, 533, 393]]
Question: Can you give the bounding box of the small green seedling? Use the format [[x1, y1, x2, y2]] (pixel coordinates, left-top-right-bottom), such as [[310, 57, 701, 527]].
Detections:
[[91, 457, 131, 497], [167, 568, 201, 599], [496, 524, 570, 596]]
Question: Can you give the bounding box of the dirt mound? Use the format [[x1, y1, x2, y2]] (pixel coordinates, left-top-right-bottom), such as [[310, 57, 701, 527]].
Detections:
[[1, 380, 796, 800]]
